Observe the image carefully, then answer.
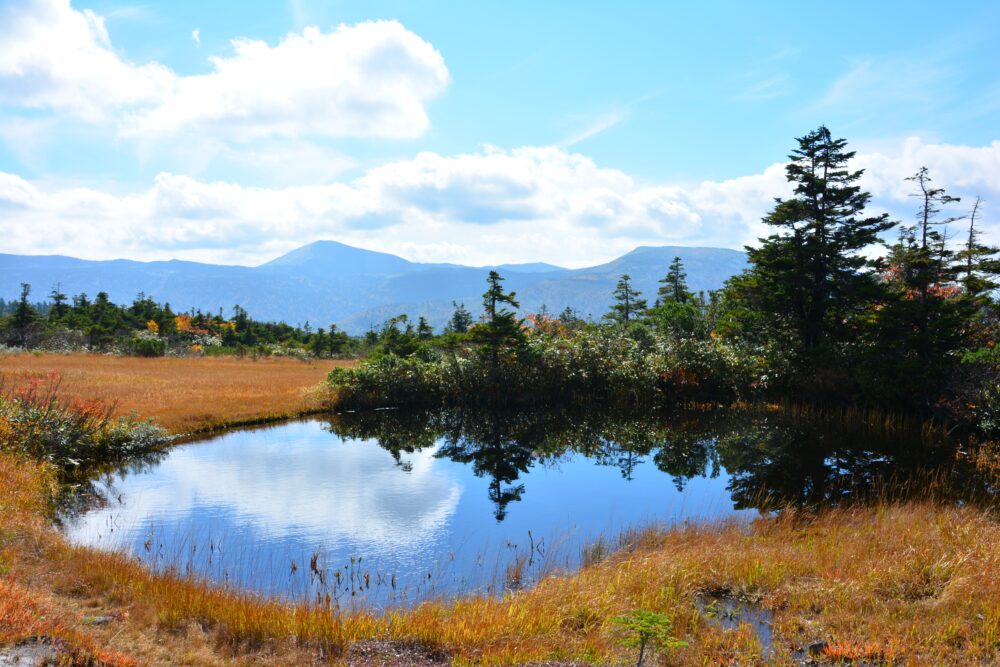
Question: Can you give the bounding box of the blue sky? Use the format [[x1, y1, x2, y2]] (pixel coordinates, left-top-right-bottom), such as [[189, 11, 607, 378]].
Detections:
[[1, 0, 998, 266]]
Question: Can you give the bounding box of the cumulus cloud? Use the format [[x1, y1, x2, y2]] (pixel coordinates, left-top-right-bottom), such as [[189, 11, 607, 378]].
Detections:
[[6, 137, 996, 268], [0, 144, 781, 266], [0, 0, 173, 121], [0, 0, 449, 140]]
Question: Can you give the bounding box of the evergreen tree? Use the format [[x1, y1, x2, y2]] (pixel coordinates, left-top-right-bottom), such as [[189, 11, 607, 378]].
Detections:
[[328, 324, 349, 355], [12, 283, 37, 346], [48, 283, 69, 321], [870, 169, 979, 406], [416, 316, 434, 339], [313, 327, 327, 357], [445, 301, 473, 334], [558, 306, 585, 329], [657, 256, 692, 304], [606, 274, 647, 323], [903, 166, 963, 304], [470, 271, 523, 366], [955, 197, 1000, 297], [740, 126, 893, 356]]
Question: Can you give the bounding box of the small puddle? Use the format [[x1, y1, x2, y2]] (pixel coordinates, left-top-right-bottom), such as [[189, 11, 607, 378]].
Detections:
[[698, 593, 775, 655]]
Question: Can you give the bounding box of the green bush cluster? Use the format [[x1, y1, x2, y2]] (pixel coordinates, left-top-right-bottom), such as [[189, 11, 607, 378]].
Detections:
[[0, 381, 172, 477], [328, 324, 786, 410]]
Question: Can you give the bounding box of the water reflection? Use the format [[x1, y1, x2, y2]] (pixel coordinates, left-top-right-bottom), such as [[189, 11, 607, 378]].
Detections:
[[329, 407, 955, 517], [62, 407, 961, 605]]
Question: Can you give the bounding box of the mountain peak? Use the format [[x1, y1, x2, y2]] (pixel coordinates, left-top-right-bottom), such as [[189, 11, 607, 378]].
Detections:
[[260, 240, 417, 276]]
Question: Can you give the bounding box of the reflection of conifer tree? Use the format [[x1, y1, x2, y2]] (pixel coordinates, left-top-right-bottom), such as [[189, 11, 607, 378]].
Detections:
[[711, 415, 944, 510], [325, 407, 951, 518], [436, 412, 536, 522], [652, 433, 716, 492]]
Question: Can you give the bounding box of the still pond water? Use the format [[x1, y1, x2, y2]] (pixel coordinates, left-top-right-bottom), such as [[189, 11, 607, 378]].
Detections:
[[62, 408, 946, 607]]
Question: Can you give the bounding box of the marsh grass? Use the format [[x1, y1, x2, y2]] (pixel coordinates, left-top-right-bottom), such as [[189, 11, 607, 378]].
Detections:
[[0, 353, 353, 434], [6, 444, 999, 666], [0, 354, 997, 664]]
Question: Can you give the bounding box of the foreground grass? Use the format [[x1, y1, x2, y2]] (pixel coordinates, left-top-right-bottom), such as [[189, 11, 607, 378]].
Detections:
[[2, 445, 998, 665], [0, 354, 997, 664], [0, 353, 353, 433]]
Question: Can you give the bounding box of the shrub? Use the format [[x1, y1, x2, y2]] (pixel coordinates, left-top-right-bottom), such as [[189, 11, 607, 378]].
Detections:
[[0, 373, 172, 476], [327, 326, 784, 410]]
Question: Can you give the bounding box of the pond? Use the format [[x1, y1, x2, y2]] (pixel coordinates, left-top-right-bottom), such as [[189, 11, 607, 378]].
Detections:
[[61, 408, 952, 607]]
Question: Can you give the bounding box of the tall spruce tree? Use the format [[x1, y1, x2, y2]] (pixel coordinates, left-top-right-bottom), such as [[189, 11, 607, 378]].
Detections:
[[742, 126, 893, 357], [657, 256, 692, 304], [606, 274, 647, 323], [955, 197, 1000, 297], [871, 169, 982, 407], [445, 301, 473, 334], [48, 283, 69, 321], [12, 283, 37, 347], [470, 271, 523, 366]]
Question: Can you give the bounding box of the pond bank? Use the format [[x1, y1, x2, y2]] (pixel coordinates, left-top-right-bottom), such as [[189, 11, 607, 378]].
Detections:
[[3, 453, 999, 665], [1, 355, 998, 665]]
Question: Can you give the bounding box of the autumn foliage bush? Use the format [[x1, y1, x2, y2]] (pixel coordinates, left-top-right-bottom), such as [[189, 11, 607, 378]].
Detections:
[[0, 372, 171, 474]]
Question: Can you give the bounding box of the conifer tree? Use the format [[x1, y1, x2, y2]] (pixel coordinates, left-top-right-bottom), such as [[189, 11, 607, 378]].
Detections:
[[741, 126, 893, 355], [470, 271, 523, 366], [445, 301, 473, 334], [416, 316, 434, 339], [955, 197, 1000, 297], [48, 283, 69, 321], [12, 283, 37, 346], [657, 257, 692, 304], [872, 168, 978, 407], [606, 274, 647, 323]]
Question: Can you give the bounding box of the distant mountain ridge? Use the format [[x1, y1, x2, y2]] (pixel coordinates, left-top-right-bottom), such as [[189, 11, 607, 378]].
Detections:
[[0, 241, 747, 334]]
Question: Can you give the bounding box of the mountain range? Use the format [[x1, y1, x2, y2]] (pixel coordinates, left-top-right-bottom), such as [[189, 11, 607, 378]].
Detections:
[[0, 241, 747, 334]]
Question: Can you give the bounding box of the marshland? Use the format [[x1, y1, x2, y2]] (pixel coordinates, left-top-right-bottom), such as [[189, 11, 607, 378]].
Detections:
[[1, 2, 999, 662], [2, 126, 1000, 664]]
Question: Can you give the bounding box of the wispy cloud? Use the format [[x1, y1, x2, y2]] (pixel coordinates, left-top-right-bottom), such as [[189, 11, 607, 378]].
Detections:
[[733, 74, 791, 102], [810, 55, 951, 114], [289, 0, 309, 29], [102, 4, 153, 22], [191, 28, 200, 46], [560, 109, 630, 148], [559, 91, 660, 148]]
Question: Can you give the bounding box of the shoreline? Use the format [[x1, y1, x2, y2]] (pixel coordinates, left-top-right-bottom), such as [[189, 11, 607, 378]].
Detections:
[[1, 354, 998, 665]]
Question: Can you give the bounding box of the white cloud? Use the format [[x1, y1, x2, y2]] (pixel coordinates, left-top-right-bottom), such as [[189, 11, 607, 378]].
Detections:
[[191, 28, 200, 46], [0, 0, 173, 121], [67, 421, 463, 552], [560, 110, 630, 148], [807, 55, 954, 128], [0, 138, 997, 268], [0, 0, 449, 140]]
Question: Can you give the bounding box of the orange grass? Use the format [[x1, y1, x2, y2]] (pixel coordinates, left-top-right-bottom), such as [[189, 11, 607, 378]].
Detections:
[[0, 355, 997, 663], [2, 446, 998, 665], [0, 353, 354, 434]]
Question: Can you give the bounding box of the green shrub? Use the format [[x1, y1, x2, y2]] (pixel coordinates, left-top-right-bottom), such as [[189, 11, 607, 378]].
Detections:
[[327, 326, 784, 410], [0, 377, 172, 477]]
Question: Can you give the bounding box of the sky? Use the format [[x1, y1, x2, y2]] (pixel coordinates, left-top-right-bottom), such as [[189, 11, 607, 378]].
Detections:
[[0, 0, 998, 267]]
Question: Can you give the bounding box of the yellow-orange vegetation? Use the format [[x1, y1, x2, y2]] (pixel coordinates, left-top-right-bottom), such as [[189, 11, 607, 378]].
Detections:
[[1, 445, 997, 665], [0, 353, 353, 433], [0, 354, 998, 664]]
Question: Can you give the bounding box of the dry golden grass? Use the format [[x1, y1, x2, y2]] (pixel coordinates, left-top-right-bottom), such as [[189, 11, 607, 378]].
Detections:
[[0, 353, 353, 433], [2, 441, 997, 665], [1, 354, 998, 664]]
